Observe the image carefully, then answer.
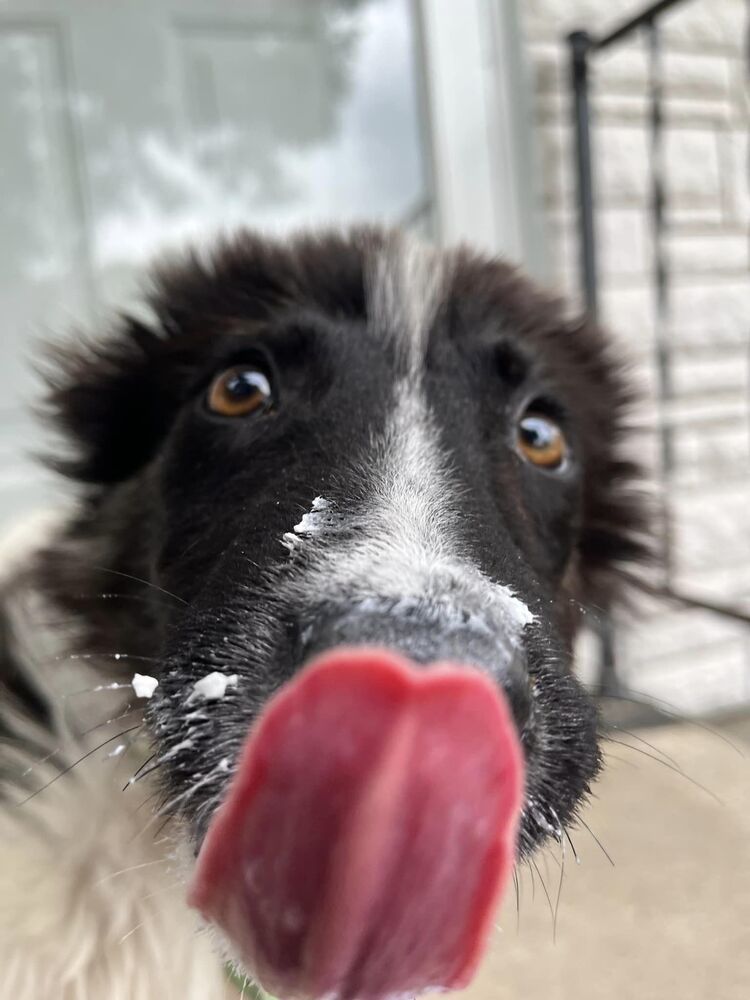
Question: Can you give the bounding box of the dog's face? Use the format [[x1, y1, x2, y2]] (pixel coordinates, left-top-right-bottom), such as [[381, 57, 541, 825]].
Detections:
[[40, 228, 646, 989]]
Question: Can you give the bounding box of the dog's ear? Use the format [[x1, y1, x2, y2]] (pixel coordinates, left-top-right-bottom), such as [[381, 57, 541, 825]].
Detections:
[[42, 317, 179, 484], [578, 450, 653, 606]]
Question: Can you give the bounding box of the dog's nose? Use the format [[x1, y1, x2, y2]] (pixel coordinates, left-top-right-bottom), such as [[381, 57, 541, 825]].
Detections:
[[300, 603, 532, 732]]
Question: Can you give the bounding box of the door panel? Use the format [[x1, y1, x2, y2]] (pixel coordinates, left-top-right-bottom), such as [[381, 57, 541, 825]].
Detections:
[[0, 0, 431, 529], [0, 22, 92, 522]]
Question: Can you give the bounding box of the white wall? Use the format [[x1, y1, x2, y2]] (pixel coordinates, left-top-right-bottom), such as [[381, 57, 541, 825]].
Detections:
[[521, 0, 750, 713]]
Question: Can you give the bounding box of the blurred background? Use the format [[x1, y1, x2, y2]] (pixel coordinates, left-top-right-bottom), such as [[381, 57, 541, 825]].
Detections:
[[0, 0, 748, 996]]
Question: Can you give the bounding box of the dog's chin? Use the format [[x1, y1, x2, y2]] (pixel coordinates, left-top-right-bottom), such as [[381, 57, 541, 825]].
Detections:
[[185, 647, 524, 1000]]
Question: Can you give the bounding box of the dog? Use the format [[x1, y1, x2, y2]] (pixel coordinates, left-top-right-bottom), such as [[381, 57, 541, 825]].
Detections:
[[0, 227, 648, 999]]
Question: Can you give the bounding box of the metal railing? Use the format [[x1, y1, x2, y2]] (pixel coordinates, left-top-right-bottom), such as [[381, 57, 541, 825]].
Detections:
[[566, 0, 750, 694]]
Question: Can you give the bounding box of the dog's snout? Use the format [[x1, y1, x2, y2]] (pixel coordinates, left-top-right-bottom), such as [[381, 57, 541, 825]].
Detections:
[[300, 600, 532, 731]]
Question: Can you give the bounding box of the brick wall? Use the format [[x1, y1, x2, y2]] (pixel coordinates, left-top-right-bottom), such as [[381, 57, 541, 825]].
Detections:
[[520, 0, 750, 713]]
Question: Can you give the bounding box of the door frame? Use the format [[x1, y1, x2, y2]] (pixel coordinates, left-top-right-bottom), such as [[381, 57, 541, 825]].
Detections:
[[416, 0, 547, 279]]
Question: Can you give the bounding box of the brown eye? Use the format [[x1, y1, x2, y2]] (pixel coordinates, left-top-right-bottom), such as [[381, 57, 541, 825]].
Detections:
[[207, 366, 273, 417], [516, 413, 567, 470]]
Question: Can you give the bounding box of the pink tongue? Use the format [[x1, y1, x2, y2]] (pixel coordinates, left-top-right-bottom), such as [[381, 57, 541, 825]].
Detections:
[[189, 648, 524, 1000]]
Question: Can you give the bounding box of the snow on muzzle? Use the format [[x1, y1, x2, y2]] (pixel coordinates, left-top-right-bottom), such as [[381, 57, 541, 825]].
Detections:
[[189, 648, 524, 1000]]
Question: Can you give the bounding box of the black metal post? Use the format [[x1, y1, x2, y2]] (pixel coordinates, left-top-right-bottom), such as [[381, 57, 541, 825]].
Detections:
[[568, 30, 598, 319], [568, 29, 619, 696], [647, 17, 675, 581]]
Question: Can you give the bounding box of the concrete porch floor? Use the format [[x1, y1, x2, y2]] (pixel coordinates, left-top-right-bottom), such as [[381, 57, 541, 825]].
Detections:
[[224, 714, 749, 1000], [442, 713, 750, 1000]]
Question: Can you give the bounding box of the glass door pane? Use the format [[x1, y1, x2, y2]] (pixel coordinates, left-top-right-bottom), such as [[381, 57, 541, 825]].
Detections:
[[0, 0, 432, 529]]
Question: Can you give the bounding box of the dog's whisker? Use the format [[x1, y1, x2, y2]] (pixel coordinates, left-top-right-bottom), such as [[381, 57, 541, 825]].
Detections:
[[63, 681, 131, 699], [95, 857, 170, 885], [563, 826, 581, 865], [150, 814, 174, 844], [81, 704, 145, 738], [529, 857, 555, 930], [541, 847, 561, 869], [603, 724, 681, 769], [123, 753, 157, 791], [137, 880, 183, 906], [88, 591, 178, 606], [63, 651, 159, 663], [125, 760, 164, 791], [603, 751, 639, 770], [552, 827, 566, 942], [603, 736, 723, 804], [540, 850, 555, 878], [86, 564, 189, 606], [132, 787, 163, 816], [59, 649, 159, 683], [525, 857, 536, 903], [15, 724, 143, 807], [130, 793, 174, 845], [118, 919, 146, 946], [19, 741, 66, 779], [151, 768, 221, 824], [576, 817, 614, 866], [599, 689, 745, 757], [566, 595, 610, 617]]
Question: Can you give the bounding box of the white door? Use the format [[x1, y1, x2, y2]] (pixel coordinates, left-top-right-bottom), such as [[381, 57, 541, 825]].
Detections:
[[0, 0, 538, 529]]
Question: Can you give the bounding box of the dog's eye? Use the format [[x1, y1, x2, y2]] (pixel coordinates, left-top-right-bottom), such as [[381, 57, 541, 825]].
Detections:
[[516, 413, 567, 470], [207, 366, 273, 417]]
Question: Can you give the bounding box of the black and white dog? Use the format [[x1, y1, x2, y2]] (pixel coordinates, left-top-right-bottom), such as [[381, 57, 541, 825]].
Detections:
[[0, 228, 647, 999]]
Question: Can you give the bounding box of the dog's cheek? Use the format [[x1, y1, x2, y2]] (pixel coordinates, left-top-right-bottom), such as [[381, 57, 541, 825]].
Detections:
[[516, 471, 582, 581], [512, 620, 600, 854], [145, 591, 299, 836], [522, 670, 601, 852]]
